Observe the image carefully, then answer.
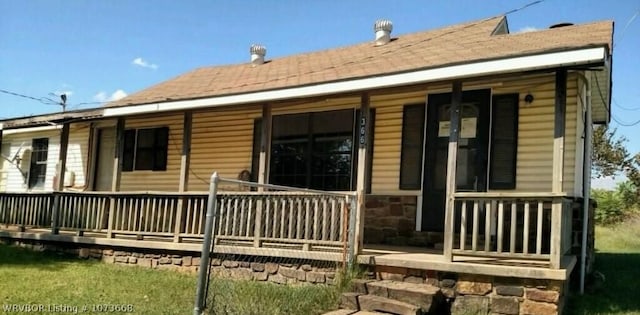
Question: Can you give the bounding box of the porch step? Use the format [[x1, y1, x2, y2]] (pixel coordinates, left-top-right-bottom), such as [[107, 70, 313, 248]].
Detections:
[[324, 280, 444, 315], [358, 295, 420, 315], [366, 280, 443, 312]]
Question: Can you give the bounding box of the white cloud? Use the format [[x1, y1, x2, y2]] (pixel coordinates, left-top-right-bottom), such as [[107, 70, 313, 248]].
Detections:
[[94, 89, 128, 102], [591, 175, 626, 190], [132, 57, 158, 70], [517, 26, 538, 33]]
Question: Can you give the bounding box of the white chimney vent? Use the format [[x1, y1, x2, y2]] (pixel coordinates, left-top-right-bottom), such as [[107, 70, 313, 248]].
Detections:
[[374, 19, 393, 46], [250, 44, 266, 66]]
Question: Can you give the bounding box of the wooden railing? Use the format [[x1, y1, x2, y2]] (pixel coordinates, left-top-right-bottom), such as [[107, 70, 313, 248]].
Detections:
[[215, 192, 352, 252], [0, 186, 357, 260], [451, 192, 573, 268]]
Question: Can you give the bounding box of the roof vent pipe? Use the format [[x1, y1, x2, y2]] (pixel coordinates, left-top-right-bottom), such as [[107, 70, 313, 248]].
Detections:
[[374, 19, 393, 46], [250, 44, 266, 66]]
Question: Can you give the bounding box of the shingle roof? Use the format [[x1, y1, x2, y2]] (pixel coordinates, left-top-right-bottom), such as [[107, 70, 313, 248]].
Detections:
[[108, 16, 613, 107]]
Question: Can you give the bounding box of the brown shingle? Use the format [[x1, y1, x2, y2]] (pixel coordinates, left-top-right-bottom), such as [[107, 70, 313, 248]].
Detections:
[[107, 16, 612, 107]]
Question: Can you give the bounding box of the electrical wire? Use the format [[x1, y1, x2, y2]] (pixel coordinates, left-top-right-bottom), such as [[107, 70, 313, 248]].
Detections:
[[593, 74, 640, 127], [614, 9, 639, 49], [0, 88, 106, 111], [613, 97, 640, 112]]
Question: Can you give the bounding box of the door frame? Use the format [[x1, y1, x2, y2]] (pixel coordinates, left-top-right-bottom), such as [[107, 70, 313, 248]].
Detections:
[[420, 89, 491, 232], [88, 120, 117, 191]]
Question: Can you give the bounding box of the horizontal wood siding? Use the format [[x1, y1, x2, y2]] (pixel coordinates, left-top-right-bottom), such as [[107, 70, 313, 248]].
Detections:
[[493, 73, 578, 194], [65, 124, 90, 189], [189, 106, 261, 191], [370, 91, 425, 193], [119, 114, 183, 191], [0, 129, 60, 192]]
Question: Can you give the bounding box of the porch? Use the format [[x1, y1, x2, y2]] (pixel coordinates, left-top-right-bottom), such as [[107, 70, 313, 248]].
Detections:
[[0, 186, 576, 280]]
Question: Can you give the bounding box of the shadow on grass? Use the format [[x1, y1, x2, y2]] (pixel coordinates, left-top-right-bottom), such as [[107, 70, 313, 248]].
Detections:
[[0, 244, 91, 271], [567, 252, 640, 315]]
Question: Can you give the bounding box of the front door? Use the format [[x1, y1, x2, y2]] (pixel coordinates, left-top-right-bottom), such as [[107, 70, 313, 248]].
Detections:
[[93, 128, 116, 191], [421, 89, 490, 232]]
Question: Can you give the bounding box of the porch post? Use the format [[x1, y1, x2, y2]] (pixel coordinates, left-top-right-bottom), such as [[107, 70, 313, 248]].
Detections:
[[51, 122, 70, 234], [443, 81, 462, 261], [550, 68, 567, 269], [353, 93, 370, 256], [257, 104, 272, 186], [254, 104, 271, 247], [175, 111, 193, 242], [107, 117, 125, 238]]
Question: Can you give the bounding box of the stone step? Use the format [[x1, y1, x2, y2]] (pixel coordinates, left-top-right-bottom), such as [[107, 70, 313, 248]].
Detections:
[[321, 310, 357, 315], [358, 294, 421, 315], [366, 280, 443, 312]]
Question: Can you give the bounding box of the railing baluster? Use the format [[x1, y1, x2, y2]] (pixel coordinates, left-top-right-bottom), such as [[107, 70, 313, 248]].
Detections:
[[296, 198, 303, 239], [536, 201, 544, 255], [197, 198, 205, 235], [523, 202, 530, 254], [510, 201, 517, 254], [460, 200, 467, 250], [472, 200, 479, 251], [484, 201, 491, 252], [330, 198, 337, 241], [497, 201, 504, 253], [246, 198, 253, 237], [279, 198, 286, 239], [287, 198, 294, 239]]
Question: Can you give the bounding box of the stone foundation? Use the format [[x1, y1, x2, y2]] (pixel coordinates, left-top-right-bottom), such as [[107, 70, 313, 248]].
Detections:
[[371, 265, 567, 315], [0, 238, 341, 285]]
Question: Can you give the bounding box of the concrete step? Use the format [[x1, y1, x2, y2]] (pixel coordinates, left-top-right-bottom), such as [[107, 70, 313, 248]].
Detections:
[[358, 294, 421, 315], [321, 310, 357, 315], [366, 280, 443, 313]]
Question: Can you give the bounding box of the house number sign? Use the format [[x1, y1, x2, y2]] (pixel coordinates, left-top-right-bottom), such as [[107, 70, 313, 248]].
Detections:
[[359, 116, 366, 147]]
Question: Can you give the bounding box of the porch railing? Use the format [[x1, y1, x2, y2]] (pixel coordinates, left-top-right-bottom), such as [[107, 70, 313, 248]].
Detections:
[[0, 183, 357, 261], [451, 192, 573, 268]]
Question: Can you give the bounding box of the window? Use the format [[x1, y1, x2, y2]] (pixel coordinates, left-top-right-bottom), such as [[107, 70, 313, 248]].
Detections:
[[270, 110, 355, 191], [489, 94, 519, 189], [28, 138, 48, 189], [122, 127, 169, 171], [399, 104, 425, 189]]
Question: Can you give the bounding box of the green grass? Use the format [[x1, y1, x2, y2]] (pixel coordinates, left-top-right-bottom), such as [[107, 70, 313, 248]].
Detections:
[[207, 280, 340, 315], [0, 245, 342, 314], [567, 216, 640, 315], [0, 245, 197, 314]]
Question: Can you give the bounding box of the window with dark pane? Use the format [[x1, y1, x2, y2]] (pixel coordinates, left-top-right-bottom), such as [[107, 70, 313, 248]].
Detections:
[[489, 94, 519, 189], [28, 138, 49, 189], [270, 109, 355, 191], [123, 127, 169, 171], [399, 104, 425, 189]]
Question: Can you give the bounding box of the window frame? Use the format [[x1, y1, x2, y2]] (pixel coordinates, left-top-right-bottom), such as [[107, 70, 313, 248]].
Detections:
[[399, 103, 426, 190], [122, 127, 169, 172], [28, 138, 49, 189]]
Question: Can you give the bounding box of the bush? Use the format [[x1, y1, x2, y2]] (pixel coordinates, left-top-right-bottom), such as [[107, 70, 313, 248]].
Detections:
[[592, 181, 640, 225]]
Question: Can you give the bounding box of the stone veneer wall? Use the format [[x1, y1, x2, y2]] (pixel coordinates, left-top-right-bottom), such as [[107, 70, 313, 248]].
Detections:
[[0, 239, 340, 285], [373, 265, 567, 315], [363, 195, 417, 245]]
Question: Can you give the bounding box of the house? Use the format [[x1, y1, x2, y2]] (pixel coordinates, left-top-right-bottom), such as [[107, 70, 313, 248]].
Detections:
[[0, 16, 612, 314]]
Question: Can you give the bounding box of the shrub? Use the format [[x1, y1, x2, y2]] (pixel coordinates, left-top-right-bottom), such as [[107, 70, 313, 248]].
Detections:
[[592, 181, 640, 225]]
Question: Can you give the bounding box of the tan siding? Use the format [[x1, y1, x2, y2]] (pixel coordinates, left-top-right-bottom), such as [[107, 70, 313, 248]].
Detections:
[[188, 106, 261, 191], [119, 114, 183, 191], [370, 91, 425, 193], [493, 73, 579, 194], [64, 123, 90, 189]]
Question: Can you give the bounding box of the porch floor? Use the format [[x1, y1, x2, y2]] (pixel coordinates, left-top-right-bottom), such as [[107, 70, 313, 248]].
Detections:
[[0, 226, 575, 281]]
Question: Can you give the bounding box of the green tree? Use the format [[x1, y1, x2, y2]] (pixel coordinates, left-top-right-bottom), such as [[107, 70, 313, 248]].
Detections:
[[592, 126, 640, 192]]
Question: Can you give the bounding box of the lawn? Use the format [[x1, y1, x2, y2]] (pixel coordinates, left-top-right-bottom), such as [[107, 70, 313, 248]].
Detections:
[[567, 215, 640, 315], [0, 245, 341, 314]]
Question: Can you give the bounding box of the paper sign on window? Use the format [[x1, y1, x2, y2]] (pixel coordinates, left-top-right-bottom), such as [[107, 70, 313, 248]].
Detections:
[[438, 121, 450, 137], [460, 117, 477, 138]]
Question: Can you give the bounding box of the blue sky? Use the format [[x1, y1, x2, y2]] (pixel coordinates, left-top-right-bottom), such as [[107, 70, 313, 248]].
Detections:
[[1, 0, 638, 186]]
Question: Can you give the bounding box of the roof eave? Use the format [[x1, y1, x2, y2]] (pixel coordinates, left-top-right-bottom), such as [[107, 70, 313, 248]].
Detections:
[[102, 46, 608, 118]]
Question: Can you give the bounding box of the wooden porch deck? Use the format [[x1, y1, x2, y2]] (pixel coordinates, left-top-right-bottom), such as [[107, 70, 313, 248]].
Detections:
[[0, 226, 575, 280]]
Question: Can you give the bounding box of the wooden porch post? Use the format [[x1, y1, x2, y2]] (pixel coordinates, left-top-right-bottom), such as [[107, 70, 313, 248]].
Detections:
[[353, 93, 370, 256], [107, 118, 125, 238], [51, 122, 70, 234], [174, 111, 193, 242], [443, 81, 462, 261], [550, 68, 567, 269], [254, 104, 271, 247]]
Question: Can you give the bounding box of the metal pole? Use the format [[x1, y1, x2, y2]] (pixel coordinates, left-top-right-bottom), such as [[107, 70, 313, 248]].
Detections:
[[580, 81, 593, 294], [193, 172, 219, 315]]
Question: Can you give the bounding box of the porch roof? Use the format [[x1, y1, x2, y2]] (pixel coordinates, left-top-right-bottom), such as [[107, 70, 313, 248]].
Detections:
[[106, 16, 613, 109]]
